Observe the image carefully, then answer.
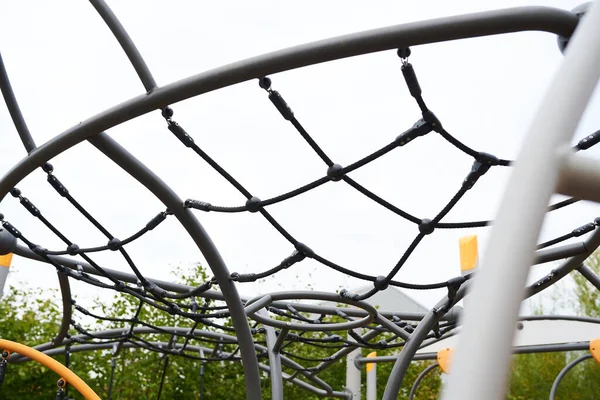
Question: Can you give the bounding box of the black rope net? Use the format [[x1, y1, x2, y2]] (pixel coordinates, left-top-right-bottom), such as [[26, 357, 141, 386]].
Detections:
[[0, 3, 599, 399]]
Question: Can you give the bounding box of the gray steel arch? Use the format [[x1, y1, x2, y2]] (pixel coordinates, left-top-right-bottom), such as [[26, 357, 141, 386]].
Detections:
[[0, 52, 73, 348], [53, 271, 72, 346], [408, 363, 439, 400], [87, 132, 262, 399], [84, 1, 262, 395], [549, 354, 594, 400], [88, 0, 157, 92]]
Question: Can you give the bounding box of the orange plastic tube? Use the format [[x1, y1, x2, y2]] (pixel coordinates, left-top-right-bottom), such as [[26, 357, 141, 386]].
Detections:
[[0, 339, 101, 400]]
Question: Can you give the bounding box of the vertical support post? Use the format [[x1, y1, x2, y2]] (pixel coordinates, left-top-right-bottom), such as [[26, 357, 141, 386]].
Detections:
[[458, 235, 478, 310], [366, 351, 377, 400], [0, 253, 13, 297], [345, 329, 362, 400], [258, 309, 284, 400], [199, 349, 205, 400], [107, 343, 118, 400]]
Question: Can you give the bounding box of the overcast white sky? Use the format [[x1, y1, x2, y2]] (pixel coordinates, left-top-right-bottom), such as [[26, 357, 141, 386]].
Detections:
[[1, 0, 599, 314]]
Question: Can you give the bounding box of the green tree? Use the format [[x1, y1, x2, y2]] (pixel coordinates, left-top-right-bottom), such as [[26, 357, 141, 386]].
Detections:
[[0, 285, 63, 399], [0, 264, 440, 399], [507, 253, 600, 400]]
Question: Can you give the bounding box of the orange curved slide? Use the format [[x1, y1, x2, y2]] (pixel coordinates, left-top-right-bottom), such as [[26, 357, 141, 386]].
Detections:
[[0, 339, 101, 400]]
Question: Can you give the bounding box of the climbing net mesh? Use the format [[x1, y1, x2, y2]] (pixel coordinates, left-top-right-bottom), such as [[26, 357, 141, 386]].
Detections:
[[1, 1, 599, 399]]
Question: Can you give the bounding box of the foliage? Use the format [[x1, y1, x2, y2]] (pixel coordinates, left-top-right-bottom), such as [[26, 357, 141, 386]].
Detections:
[[3, 252, 600, 399], [506, 253, 600, 400], [0, 284, 62, 399]]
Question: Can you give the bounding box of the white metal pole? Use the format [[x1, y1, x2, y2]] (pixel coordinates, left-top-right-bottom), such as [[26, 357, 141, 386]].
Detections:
[[366, 351, 377, 400], [346, 333, 362, 400], [442, 2, 600, 399]]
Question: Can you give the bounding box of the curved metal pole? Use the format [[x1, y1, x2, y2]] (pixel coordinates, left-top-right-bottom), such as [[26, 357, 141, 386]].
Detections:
[[358, 342, 592, 364], [443, 2, 600, 399], [11, 236, 574, 322], [0, 55, 73, 345], [53, 271, 72, 346], [86, 132, 262, 399], [88, 0, 157, 92], [382, 284, 468, 399], [549, 354, 593, 400], [12, 242, 454, 330], [0, 53, 36, 153], [246, 291, 378, 331], [520, 315, 600, 324], [527, 227, 600, 297], [0, 7, 579, 204], [408, 363, 439, 400]]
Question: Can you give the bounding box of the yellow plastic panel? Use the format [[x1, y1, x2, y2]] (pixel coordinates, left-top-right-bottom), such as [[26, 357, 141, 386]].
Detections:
[[366, 351, 377, 373], [590, 338, 600, 364], [0, 253, 12, 268], [437, 347, 454, 374], [459, 236, 478, 272]]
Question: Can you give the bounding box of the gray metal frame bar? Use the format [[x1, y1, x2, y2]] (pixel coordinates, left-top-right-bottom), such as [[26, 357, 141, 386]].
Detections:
[[88, 132, 262, 399], [408, 363, 439, 400], [519, 315, 600, 324], [0, 49, 72, 348], [245, 291, 378, 331], [577, 264, 600, 291], [549, 354, 593, 400], [534, 242, 587, 264], [382, 284, 468, 399], [80, 3, 262, 393], [88, 0, 157, 92], [0, 53, 36, 153], [443, 2, 600, 398], [10, 232, 581, 323], [357, 341, 592, 365], [527, 227, 600, 298], [9, 242, 459, 322]]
